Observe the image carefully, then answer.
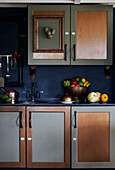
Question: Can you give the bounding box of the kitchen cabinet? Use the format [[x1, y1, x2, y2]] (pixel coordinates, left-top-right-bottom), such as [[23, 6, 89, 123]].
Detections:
[[28, 5, 113, 65], [71, 106, 115, 168], [0, 106, 25, 168], [26, 106, 70, 168], [28, 5, 70, 65], [71, 5, 113, 65], [0, 106, 70, 168]]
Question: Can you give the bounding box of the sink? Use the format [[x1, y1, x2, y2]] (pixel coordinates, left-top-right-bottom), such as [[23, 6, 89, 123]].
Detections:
[[18, 101, 49, 104], [18, 100, 60, 105]]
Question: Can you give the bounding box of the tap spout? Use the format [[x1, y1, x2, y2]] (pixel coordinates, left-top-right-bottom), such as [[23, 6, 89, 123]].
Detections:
[[31, 82, 35, 102]]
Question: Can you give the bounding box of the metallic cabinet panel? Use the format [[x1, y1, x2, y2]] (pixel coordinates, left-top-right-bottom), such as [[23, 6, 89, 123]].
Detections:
[[32, 112, 64, 162], [0, 112, 19, 162]]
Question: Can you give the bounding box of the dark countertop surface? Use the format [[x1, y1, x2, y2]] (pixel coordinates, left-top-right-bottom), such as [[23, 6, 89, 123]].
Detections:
[[0, 101, 115, 106]]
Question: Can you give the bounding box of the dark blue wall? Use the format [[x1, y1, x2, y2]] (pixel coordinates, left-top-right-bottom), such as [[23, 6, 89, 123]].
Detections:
[[1, 7, 115, 102], [15, 65, 112, 102]]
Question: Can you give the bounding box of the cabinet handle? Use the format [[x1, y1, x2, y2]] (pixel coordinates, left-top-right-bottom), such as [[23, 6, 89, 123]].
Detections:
[[74, 111, 77, 128], [64, 44, 67, 61], [19, 111, 23, 128], [73, 44, 76, 61], [29, 111, 32, 128]]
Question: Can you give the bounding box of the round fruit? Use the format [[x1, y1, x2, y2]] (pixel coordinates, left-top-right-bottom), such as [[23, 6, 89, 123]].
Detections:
[[75, 77, 80, 82], [101, 94, 108, 103], [71, 84, 75, 87], [71, 79, 77, 85], [76, 84, 80, 87], [78, 81, 84, 87], [81, 78, 86, 83]]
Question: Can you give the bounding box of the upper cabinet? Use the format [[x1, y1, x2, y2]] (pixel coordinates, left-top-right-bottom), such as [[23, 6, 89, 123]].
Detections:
[[28, 5, 113, 65], [28, 5, 70, 65], [71, 5, 113, 65]]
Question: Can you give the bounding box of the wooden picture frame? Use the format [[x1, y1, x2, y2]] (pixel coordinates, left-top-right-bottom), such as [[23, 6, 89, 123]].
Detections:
[[34, 11, 64, 53]]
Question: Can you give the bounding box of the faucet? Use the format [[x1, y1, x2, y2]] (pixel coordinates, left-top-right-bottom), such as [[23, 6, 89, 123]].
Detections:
[[31, 82, 35, 102], [26, 82, 44, 102]]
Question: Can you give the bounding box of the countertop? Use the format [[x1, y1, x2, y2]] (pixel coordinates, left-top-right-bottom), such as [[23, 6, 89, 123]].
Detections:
[[0, 101, 115, 106]]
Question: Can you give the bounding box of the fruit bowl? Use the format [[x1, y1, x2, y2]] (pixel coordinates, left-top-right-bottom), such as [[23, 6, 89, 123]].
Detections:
[[65, 86, 88, 103], [65, 86, 88, 96], [63, 76, 91, 103]]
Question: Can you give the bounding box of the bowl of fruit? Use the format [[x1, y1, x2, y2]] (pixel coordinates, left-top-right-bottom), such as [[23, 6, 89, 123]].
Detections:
[[63, 76, 91, 103]]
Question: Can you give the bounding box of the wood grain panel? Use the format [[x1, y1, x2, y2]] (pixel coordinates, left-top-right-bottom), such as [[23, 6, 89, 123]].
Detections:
[[34, 11, 64, 16], [33, 53, 64, 59], [77, 112, 109, 162], [76, 11, 107, 60], [27, 106, 70, 168]]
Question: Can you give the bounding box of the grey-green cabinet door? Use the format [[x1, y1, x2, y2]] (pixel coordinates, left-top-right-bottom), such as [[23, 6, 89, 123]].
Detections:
[[0, 106, 25, 168], [71, 5, 113, 65], [27, 106, 70, 168], [28, 5, 70, 65], [71, 106, 115, 168]]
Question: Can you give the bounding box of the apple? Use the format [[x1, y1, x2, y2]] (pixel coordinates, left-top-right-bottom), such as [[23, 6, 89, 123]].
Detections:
[[71, 79, 77, 85], [76, 84, 80, 87]]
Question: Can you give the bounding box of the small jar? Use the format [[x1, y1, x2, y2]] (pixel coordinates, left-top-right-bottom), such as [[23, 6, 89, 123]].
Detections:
[[9, 92, 16, 104]]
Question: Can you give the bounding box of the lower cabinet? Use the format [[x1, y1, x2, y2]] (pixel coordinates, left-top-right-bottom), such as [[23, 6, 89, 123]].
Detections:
[[1, 105, 115, 168], [71, 106, 115, 168], [0, 106, 70, 168], [27, 106, 70, 168], [0, 106, 25, 168]]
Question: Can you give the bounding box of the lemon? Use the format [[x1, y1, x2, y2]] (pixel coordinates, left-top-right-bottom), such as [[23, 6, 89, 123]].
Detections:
[[81, 78, 86, 83]]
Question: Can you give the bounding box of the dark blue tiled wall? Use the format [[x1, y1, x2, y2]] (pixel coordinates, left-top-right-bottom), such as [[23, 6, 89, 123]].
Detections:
[[15, 65, 112, 101], [1, 7, 115, 102]]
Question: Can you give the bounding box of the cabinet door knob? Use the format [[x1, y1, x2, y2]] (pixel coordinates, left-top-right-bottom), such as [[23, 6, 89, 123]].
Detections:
[[72, 32, 76, 35], [73, 137, 77, 141], [73, 44, 76, 61], [21, 137, 25, 141], [64, 44, 67, 61], [65, 32, 69, 35], [28, 137, 32, 141]]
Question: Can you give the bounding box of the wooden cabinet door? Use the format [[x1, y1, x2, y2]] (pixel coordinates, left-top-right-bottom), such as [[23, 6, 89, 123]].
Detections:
[[77, 112, 109, 162], [71, 5, 113, 65], [71, 106, 115, 168], [0, 106, 25, 168], [28, 5, 70, 65], [27, 106, 70, 168]]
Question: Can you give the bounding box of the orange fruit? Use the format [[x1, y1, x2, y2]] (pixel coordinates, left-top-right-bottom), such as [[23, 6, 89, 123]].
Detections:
[[101, 94, 108, 103]]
